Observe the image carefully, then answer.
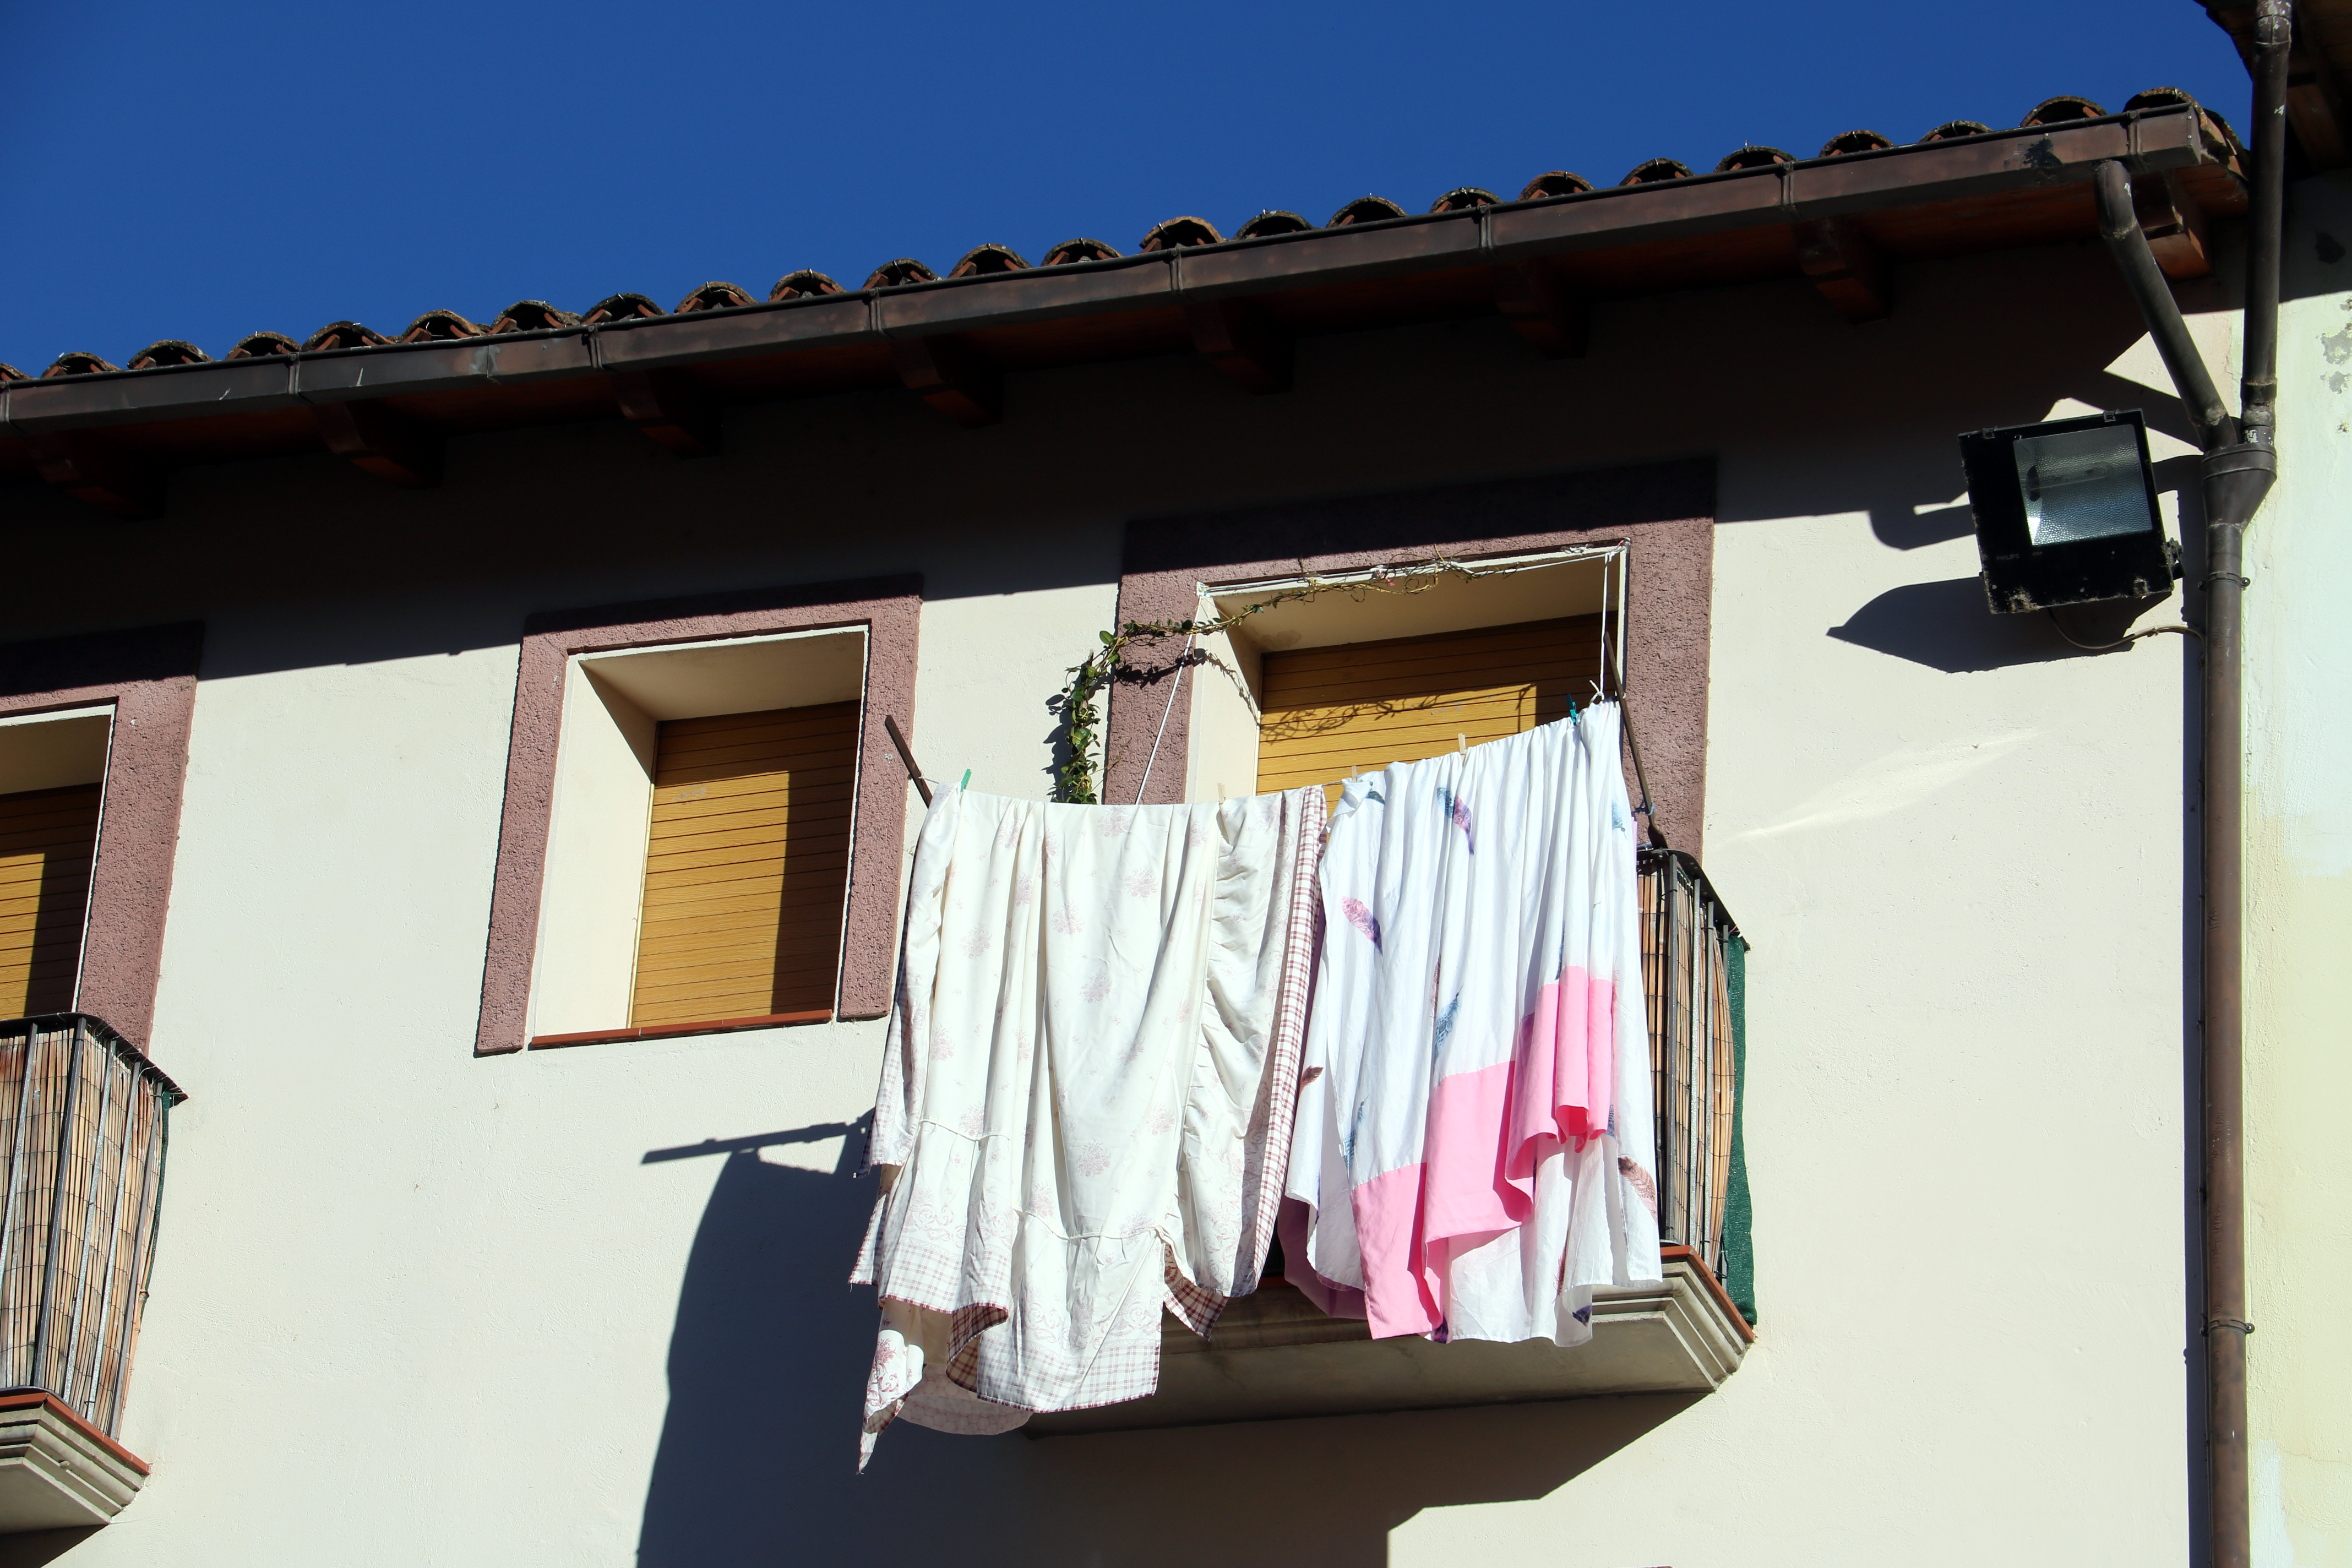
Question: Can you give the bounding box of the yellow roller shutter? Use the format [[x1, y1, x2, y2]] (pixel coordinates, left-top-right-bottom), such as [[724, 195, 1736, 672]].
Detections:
[[0, 785, 102, 1019], [630, 700, 861, 1028], [1255, 616, 1603, 808]]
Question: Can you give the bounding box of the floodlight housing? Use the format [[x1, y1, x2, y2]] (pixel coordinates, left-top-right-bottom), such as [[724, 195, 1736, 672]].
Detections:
[[1960, 410, 2177, 613]]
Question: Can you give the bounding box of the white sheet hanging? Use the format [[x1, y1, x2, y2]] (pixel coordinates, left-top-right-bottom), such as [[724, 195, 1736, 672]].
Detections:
[[1282, 704, 1660, 1346], [854, 783, 1324, 1466]]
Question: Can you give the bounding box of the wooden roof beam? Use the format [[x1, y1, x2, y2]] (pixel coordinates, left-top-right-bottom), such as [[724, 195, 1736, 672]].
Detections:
[[1183, 297, 1292, 393], [312, 400, 442, 488], [1796, 218, 1890, 323], [611, 369, 721, 456], [890, 334, 1000, 427], [1490, 262, 1588, 358], [2136, 169, 2217, 277], [28, 433, 164, 519]]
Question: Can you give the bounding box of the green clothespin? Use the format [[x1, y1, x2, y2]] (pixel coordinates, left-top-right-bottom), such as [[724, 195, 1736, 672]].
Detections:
[[959, 769, 971, 791]]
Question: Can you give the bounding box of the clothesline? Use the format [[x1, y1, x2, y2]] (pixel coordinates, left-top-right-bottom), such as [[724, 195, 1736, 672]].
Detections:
[[878, 685, 1670, 849]]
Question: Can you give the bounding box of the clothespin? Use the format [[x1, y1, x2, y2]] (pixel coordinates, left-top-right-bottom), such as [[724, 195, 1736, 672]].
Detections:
[[1456, 733, 1467, 753], [959, 769, 971, 791], [1217, 783, 1228, 801]]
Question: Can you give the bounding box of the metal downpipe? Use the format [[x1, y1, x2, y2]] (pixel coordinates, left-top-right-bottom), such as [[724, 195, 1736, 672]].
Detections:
[[2091, 6, 2285, 1562], [2203, 13, 2287, 1568]]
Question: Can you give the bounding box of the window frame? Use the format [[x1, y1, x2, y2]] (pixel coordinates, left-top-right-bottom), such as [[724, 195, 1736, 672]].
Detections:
[[0, 623, 204, 1048], [1106, 462, 1716, 853], [473, 576, 922, 1057]]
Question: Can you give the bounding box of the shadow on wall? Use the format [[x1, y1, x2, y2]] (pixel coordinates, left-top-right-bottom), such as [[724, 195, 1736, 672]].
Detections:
[[636, 1130, 1697, 1568], [1827, 577, 2175, 674]]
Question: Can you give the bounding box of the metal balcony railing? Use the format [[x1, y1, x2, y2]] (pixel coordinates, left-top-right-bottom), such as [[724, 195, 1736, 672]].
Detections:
[[1640, 849, 1746, 1288], [0, 1015, 184, 1438]]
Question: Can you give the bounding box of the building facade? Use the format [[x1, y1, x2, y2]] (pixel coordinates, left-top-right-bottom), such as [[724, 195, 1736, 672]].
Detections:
[[0, 64, 2343, 1567]]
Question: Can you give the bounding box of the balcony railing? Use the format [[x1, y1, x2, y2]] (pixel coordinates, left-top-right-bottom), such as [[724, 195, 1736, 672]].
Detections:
[[1639, 847, 1746, 1296], [0, 1014, 183, 1439]]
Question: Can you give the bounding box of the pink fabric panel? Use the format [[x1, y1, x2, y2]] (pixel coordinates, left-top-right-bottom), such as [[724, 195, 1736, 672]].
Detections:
[[1422, 1060, 1521, 1238], [1350, 1162, 1440, 1338], [1505, 968, 1614, 1188], [1581, 971, 1615, 1146]]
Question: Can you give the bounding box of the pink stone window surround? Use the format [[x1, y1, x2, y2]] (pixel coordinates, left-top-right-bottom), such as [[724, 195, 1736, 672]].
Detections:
[[1104, 461, 1715, 854], [474, 575, 922, 1057], [0, 623, 204, 1050]]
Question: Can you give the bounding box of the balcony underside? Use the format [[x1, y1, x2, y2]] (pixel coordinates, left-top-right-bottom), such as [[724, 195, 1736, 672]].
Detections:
[[0, 1392, 147, 1533], [1027, 1246, 1751, 1436]]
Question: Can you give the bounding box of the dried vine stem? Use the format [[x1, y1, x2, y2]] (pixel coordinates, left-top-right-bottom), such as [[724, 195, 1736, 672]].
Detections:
[[1054, 557, 1478, 803]]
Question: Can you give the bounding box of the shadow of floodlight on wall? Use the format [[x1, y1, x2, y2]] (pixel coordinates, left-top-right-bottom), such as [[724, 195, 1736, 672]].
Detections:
[[636, 1125, 1702, 1568], [1827, 576, 2160, 674]]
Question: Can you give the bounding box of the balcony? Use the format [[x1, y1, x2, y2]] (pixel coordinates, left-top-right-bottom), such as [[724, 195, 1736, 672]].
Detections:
[[1031, 849, 1753, 1435], [0, 1015, 183, 1532]]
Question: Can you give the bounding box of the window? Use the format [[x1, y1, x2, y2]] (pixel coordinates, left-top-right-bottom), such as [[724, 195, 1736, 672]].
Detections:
[[1105, 462, 1716, 852], [529, 630, 867, 1044], [1179, 550, 1625, 807], [0, 622, 202, 1048], [0, 709, 112, 1017], [474, 576, 922, 1055]]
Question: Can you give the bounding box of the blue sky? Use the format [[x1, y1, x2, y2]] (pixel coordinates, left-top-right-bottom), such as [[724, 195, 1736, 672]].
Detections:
[[0, 1, 2250, 374]]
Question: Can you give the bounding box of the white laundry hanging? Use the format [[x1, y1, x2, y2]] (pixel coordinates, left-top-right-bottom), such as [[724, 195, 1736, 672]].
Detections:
[[854, 783, 1324, 1467], [1281, 703, 1661, 1346]]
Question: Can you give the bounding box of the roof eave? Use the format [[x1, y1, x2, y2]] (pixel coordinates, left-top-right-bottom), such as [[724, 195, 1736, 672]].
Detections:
[[0, 106, 2238, 510]]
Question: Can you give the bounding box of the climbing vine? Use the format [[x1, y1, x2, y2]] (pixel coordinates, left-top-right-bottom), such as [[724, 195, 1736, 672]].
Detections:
[[1052, 557, 1480, 803]]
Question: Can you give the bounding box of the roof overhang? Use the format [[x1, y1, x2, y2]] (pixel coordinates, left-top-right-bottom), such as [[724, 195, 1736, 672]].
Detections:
[[2207, 0, 2352, 168], [0, 104, 2245, 517]]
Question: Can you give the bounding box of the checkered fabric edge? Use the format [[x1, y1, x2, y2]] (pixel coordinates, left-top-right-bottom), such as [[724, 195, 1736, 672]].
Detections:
[[1241, 785, 1327, 1287], [1162, 1247, 1228, 1338]]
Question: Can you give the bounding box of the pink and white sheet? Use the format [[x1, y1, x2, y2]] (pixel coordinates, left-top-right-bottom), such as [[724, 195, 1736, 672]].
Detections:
[[854, 784, 1324, 1467], [1281, 704, 1661, 1346]]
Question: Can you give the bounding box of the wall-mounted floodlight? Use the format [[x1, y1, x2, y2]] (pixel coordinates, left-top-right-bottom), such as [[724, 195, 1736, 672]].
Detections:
[[1959, 410, 2180, 613]]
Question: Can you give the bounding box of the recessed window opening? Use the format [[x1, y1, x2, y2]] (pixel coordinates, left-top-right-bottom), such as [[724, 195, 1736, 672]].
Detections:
[[529, 628, 868, 1044], [0, 706, 116, 1019], [1183, 547, 1627, 808]]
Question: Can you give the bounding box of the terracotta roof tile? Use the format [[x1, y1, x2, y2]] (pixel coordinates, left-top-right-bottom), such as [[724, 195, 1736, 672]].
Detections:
[[948, 244, 1029, 277], [302, 322, 389, 351], [1233, 211, 1311, 238], [1137, 216, 1223, 251], [226, 331, 299, 358], [1713, 146, 1794, 171], [1039, 238, 1120, 265], [1520, 171, 1594, 199], [673, 281, 756, 313], [0, 363, 28, 382], [45, 351, 121, 377], [1819, 129, 1894, 156], [862, 258, 938, 288], [397, 310, 482, 342], [2022, 95, 2106, 126], [126, 340, 210, 369], [580, 293, 662, 325], [1326, 195, 1406, 226], [1428, 188, 1501, 213], [1621, 157, 1694, 184], [484, 301, 579, 334], [769, 270, 844, 300], [1920, 119, 1993, 141]]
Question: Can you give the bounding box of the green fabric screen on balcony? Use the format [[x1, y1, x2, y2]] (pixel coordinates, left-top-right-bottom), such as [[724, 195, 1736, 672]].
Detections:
[[1723, 937, 1756, 1326]]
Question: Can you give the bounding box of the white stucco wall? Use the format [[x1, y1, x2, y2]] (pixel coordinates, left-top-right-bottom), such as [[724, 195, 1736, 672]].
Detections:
[[4, 236, 2255, 1566], [2245, 171, 2352, 1568]]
